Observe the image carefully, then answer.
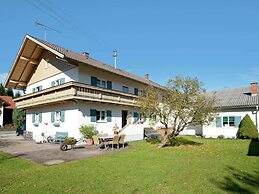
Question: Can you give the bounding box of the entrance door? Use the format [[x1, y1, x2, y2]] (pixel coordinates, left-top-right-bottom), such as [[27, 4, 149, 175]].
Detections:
[[122, 110, 128, 128]]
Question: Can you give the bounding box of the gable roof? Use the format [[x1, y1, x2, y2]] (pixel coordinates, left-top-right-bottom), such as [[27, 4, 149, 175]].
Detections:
[[208, 85, 259, 109], [0, 96, 15, 109], [5, 35, 162, 89]]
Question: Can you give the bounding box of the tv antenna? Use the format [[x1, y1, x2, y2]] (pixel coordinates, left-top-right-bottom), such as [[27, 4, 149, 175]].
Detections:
[[35, 20, 61, 41]]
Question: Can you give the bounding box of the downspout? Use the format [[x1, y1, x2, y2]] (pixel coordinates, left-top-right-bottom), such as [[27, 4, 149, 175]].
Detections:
[[256, 105, 258, 131]]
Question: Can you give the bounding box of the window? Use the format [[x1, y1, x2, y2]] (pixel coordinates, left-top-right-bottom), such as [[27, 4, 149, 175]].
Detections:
[[51, 78, 65, 87], [32, 112, 42, 124], [55, 111, 61, 122], [101, 81, 106, 88], [97, 79, 101, 87], [122, 86, 129, 93], [134, 88, 139, 96], [223, 116, 236, 127], [96, 110, 106, 121], [90, 109, 112, 122], [32, 85, 42, 93], [51, 110, 65, 123]]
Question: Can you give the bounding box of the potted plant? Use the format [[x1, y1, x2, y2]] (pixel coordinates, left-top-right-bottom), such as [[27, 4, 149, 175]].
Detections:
[[79, 124, 98, 145]]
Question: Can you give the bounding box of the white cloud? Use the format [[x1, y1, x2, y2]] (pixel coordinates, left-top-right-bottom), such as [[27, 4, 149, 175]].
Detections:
[[0, 72, 8, 84]]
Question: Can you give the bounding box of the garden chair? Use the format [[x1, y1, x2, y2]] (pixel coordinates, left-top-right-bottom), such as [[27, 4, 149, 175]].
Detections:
[[109, 135, 120, 150], [119, 134, 126, 148], [92, 135, 100, 149]]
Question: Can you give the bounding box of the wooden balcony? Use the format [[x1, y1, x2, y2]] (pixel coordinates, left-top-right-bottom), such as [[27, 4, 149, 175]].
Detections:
[[14, 81, 139, 109]]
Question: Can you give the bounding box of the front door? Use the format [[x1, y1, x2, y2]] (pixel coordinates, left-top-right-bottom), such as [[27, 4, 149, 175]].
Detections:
[[122, 110, 128, 128]]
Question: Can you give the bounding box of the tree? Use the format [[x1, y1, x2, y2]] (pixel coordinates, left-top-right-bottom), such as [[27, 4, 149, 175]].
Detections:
[[6, 88, 14, 97], [138, 76, 217, 148], [0, 83, 6, 95], [14, 91, 21, 98], [237, 114, 258, 139], [12, 109, 26, 129]]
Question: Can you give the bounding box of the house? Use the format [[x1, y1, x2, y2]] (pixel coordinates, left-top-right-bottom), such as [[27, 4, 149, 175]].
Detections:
[[182, 82, 259, 138], [5, 35, 162, 141], [0, 96, 15, 127]]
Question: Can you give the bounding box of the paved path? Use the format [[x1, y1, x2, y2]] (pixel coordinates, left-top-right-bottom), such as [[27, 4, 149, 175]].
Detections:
[[0, 131, 128, 166]]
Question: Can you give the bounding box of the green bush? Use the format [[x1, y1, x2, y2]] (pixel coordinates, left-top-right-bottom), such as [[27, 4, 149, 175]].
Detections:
[[237, 114, 259, 139], [12, 109, 26, 129], [79, 124, 98, 139]]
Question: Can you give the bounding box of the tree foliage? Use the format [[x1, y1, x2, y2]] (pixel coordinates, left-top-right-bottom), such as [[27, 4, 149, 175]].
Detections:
[[237, 114, 258, 139], [12, 109, 26, 129], [0, 83, 14, 97], [138, 76, 217, 148]]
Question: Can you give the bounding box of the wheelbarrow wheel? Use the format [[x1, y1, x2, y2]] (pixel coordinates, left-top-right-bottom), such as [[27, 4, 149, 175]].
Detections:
[[60, 143, 68, 151]]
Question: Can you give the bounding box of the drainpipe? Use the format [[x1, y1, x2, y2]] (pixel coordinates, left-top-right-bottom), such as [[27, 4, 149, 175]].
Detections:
[[256, 106, 259, 131]]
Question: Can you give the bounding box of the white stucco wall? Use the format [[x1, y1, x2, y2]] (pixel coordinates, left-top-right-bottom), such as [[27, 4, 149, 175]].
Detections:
[[78, 64, 146, 95], [77, 101, 141, 135], [203, 108, 259, 138], [0, 106, 3, 127], [26, 67, 78, 94], [26, 102, 80, 139]]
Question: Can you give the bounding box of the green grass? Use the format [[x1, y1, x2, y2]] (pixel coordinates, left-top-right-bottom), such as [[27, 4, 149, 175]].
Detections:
[[1, 137, 259, 193]]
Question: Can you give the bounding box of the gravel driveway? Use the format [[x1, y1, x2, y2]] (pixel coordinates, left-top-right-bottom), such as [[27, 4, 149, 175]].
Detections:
[[0, 131, 125, 165]]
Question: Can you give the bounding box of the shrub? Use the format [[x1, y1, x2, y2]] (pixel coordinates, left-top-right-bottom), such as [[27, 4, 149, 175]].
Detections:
[[218, 135, 225, 139], [79, 124, 98, 139], [237, 114, 259, 139]]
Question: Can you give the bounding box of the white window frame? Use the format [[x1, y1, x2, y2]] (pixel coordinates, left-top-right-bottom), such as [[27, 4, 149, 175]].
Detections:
[[55, 111, 61, 122], [96, 110, 106, 122], [222, 116, 235, 127]]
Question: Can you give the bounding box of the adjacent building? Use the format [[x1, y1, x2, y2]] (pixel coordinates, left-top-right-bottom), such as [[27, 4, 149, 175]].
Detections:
[[0, 96, 15, 127], [5, 35, 162, 140]]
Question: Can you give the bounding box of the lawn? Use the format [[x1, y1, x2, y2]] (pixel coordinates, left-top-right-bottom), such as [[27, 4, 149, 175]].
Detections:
[[0, 137, 259, 193]]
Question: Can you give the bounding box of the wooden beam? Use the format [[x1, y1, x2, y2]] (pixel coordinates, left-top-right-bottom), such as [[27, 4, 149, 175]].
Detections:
[[20, 56, 38, 64], [10, 80, 27, 86]]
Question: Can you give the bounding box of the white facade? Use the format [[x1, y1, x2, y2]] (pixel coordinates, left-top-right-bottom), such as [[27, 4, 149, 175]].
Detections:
[[0, 106, 3, 127], [202, 108, 258, 138]]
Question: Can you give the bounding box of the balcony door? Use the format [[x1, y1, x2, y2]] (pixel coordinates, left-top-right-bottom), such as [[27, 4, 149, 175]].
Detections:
[[122, 110, 128, 128]]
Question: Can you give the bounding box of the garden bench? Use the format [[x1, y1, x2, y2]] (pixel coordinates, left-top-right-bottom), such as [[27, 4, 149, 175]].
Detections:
[[55, 132, 68, 144]]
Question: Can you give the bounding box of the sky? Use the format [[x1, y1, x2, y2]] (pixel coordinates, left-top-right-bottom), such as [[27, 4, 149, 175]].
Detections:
[[1, 0, 259, 91]]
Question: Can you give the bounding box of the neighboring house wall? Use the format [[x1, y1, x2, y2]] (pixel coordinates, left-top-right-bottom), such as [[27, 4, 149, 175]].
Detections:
[[0, 106, 3, 127], [203, 108, 258, 138], [78, 64, 145, 95]]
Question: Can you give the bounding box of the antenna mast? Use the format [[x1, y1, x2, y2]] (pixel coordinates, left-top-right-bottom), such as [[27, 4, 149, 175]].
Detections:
[[113, 49, 117, 69], [35, 20, 60, 41]]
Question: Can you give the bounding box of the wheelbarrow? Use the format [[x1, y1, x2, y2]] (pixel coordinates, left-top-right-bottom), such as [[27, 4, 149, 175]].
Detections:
[[60, 137, 78, 151]]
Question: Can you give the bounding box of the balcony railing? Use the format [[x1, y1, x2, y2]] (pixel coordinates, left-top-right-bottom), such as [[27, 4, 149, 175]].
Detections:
[[14, 81, 139, 108]]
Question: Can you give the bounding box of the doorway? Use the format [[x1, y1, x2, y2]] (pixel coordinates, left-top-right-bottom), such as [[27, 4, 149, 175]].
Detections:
[[122, 110, 128, 128]]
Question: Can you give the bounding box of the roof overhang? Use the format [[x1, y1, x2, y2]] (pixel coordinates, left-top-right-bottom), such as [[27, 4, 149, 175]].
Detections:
[[4, 35, 64, 89]]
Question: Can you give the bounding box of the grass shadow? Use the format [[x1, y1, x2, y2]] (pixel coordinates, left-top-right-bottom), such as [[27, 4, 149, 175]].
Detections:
[[168, 137, 203, 147], [146, 136, 203, 147], [247, 139, 259, 156], [211, 166, 259, 194]]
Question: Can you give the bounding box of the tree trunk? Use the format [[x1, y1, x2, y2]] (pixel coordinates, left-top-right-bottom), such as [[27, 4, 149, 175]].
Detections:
[[157, 134, 171, 148]]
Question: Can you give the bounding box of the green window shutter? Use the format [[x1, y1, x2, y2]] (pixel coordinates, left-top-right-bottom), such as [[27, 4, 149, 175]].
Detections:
[[107, 81, 112, 89], [90, 109, 97, 122], [60, 78, 65, 85], [32, 113, 35, 123], [133, 112, 139, 122], [51, 112, 55, 123], [106, 110, 112, 122], [234, 116, 241, 127], [51, 81, 55, 87], [91, 76, 98, 86], [134, 88, 139, 96], [61, 110, 65, 122], [216, 117, 222, 128], [39, 112, 42, 123]]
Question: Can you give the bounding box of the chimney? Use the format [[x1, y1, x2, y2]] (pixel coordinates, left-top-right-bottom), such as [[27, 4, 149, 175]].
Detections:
[[82, 52, 89, 58], [144, 74, 149, 80], [250, 82, 258, 96]]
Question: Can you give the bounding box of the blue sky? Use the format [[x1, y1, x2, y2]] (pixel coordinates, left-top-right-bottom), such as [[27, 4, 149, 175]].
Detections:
[[1, 0, 259, 91]]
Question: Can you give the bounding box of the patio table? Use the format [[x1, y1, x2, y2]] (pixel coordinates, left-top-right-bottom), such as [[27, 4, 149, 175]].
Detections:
[[98, 135, 114, 150]]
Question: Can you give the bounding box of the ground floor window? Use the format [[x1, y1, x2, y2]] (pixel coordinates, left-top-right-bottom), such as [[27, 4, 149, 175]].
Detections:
[[223, 116, 235, 127], [96, 110, 106, 121], [216, 116, 241, 128], [32, 112, 42, 124]]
